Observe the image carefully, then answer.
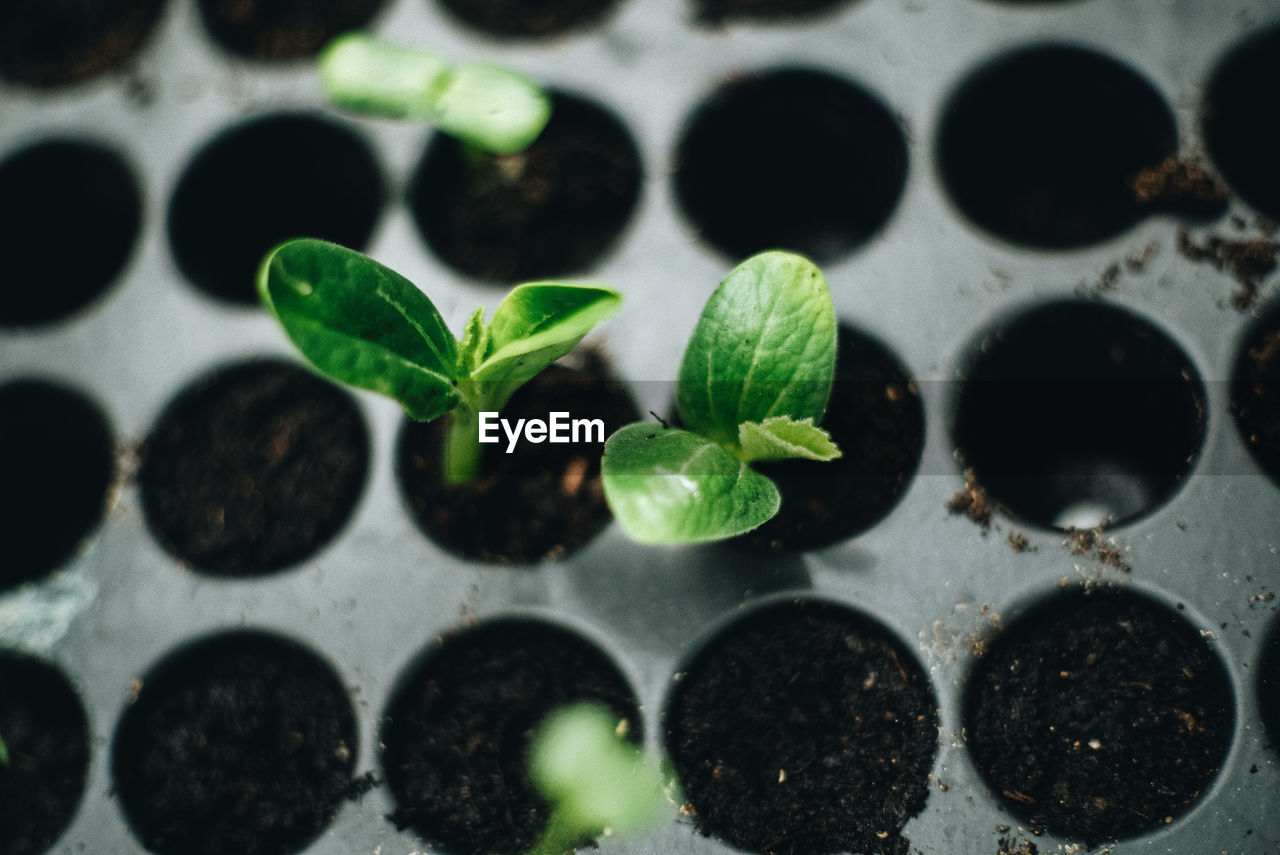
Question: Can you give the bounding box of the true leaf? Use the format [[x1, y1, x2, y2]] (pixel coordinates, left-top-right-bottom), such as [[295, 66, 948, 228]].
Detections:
[[677, 251, 836, 448], [469, 283, 621, 411], [601, 424, 780, 544], [738, 415, 842, 463], [258, 238, 460, 421]]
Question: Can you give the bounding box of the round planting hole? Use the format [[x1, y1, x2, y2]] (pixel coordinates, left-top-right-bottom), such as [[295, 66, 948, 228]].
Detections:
[[397, 351, 639, 563], [139, 359, 369, 577], [674, 68, 907, 264], [409, 92, 641, 284], [195, 0, 386, 60], [691, 0, 853, 26], [937, 44, 1178, 248], [665, 599, 938, 855], [382, 618, 642, 855], [740, 324, 925, 550], [0, 139, 142, 328], [0, 651, 91, 855], [1203, 23, 1280, 220], [952, 301, 1205, 529], [0, 0, 167, 87], [0, 379, 114, 592], [1232, 300, 1280, 487], [964, 587, 1234, 844], [112, 631, 361, 855], [438, 0, 621, 39], [168, 113, 384, 305]]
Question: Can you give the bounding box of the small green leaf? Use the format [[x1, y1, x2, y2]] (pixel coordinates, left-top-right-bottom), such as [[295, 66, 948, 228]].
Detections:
[[677, 251, 836, 448], [258, 239, 460, 421], [468, 283, 621, 411], [528, 703, 663, 837], [456, 306, 489, 377], [602, 424, 780, 544], [738, 416, 842, 463]]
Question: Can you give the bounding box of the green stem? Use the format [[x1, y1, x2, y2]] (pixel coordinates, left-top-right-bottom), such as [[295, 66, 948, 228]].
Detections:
[[443, 402, 483, 485], [527, 809, 589, 855]]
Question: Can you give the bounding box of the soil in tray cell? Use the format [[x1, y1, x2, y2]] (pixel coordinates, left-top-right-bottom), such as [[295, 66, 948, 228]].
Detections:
[[139, 359, 369, 577], [666, 598, 938, 855], [0, 652, 91, 855], [195, 0, 386, 60], [1231, 298, 1280, 488], [438, 0, 621, 39], [964, 587, 1233, 844], [396, 349, 639, 563], [410, 92, 641, 285], [0, 0, 167, 87], [382, 618, 642, 855], [112, 631, 365, 855]]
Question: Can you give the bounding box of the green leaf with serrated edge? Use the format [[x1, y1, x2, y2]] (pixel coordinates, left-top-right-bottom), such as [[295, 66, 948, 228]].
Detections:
[[456, 306, 489, 377], [677, 251, 836, 449], [738, 416, 842, 463], [258, 239, 460, 421], [601, 424, 780, 544], [468, 283, 621, 411]]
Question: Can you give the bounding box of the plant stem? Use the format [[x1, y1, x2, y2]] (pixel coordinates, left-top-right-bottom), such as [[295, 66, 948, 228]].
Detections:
[[442, 402, 483, 485], [528, 810, 588, 855]]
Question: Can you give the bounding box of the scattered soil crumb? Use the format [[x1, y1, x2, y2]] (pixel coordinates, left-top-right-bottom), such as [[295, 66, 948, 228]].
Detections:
[[997, 837, 1038, 855], [1064, 525, 1131, 572], [1177, 227, 1279, 310], [1125, 242, 1157, 273], [1131, 156, 1229, 211], [1251, 329, 1280, 367], [1006, 531, 1032, 553], [1250, 592, 1276, 604], [947, 468, 995, 531]]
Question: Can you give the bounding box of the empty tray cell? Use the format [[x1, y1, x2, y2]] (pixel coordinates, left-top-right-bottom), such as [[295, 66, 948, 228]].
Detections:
[[112, 630, 362, 855], [195, 0, 386, 60], [937, 44, 1179, 249], [397, 351, 639, 563], [665, 598, 938, 855], [0, 139, 142, 328], [168, 112, 385, 305], [139, 358, 369, 577], [964, 586, 1234, 844], [0, 0, 167, 87], [1203, 23, 1280, 221], [1231, 298, 1280, 487], [739, 323, 925, 551], [381, 616, 642, 855], [437, 0, 623, 39], [0, 650, 91, 855], [409, 91, 641, 284], [0, 379, 115, 592], [952, 300, 1206, 529], [674, 67, 907, 264]]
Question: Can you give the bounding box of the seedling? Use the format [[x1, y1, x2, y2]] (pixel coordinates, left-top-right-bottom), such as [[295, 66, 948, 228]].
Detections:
[[319, 32, 551, 154], [526, 703, 665, 855], [602, 251, 841, 543], [0, 732, 9, 768], [258, 238, 621, 484]]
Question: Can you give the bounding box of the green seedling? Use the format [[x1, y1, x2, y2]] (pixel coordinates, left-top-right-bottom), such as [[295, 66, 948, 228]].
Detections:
[[526, 703, 665, 855], [602, 250, 841, 543], [320, 32, 551, 154], [258, 238, 621, 484], [0, 732, 9, 768]]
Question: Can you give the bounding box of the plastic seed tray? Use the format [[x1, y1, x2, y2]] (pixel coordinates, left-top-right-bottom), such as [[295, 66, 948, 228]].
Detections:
[[2, 1, 1279, 854]]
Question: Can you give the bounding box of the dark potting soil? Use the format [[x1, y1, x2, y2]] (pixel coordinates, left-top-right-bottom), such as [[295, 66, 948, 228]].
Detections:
[[674, 67, 907, 265], [438, 0, 619, 38], [937, 44, 1177, 248], [382, 618, 642, 855], [693, 0, 851, 26], [409, 92, 642, 284], [0, 652, 91, 855], [666, 599, 938, 855], [396, 350, 639, 563], [0, 0, 166, 87], [195, 0, 385, 60], [138, 359, 369, 577], [739, 324, 924, 551], [1259, 614, 1280, 749], [0, 379, 115, 592], [112, 631, 365, 855], [0, 139, 142, 328], [1232, 301, 1280, 487], [964, 587, 1234, 844], [168, 112, 384, 305]]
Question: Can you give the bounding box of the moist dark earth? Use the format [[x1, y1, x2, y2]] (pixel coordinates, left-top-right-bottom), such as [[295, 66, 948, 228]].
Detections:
[[666, 599, 938, 855]]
